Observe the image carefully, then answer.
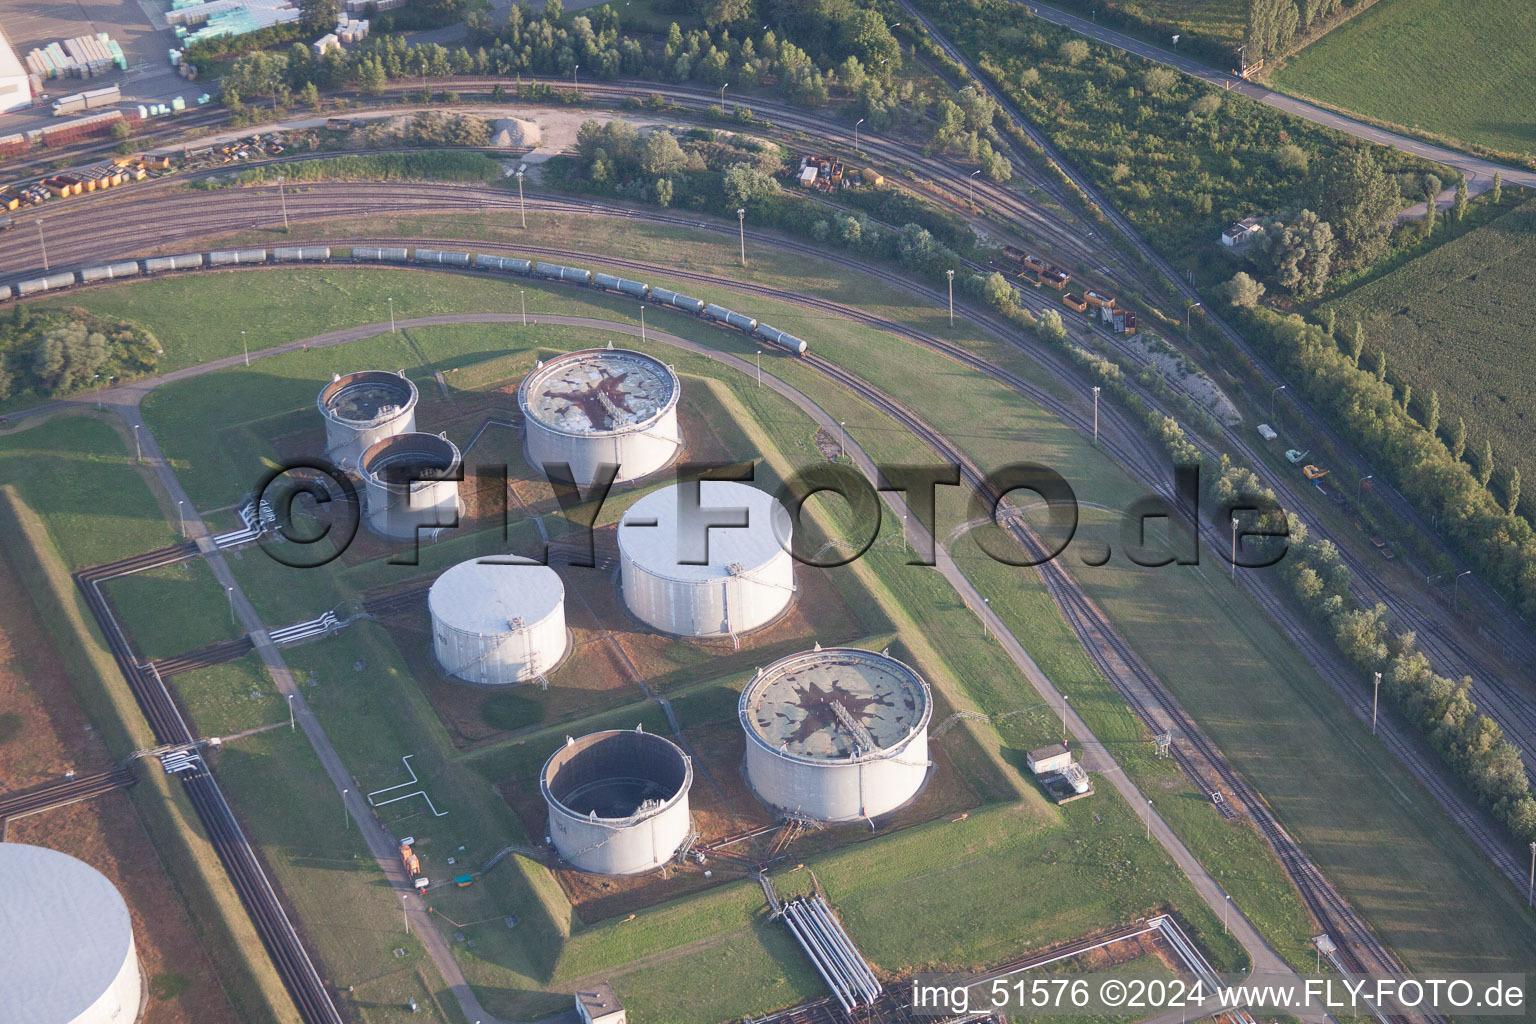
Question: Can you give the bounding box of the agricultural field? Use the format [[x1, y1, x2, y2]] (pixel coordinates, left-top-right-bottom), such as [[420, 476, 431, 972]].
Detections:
[[1324, 197, 1536, 505], [1272, 0, 1536, 164]]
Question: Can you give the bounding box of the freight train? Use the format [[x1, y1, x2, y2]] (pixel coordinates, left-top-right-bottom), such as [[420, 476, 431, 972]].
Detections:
[[2, 245, 810, 356]]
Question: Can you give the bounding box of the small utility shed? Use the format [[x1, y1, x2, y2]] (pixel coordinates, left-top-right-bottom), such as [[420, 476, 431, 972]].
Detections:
[[1027, 743, 1072, 775], [576, 983, 626, 1024]]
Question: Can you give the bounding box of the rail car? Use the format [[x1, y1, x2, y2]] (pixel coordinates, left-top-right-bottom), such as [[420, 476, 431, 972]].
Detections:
[[0, 246, 810, 355]]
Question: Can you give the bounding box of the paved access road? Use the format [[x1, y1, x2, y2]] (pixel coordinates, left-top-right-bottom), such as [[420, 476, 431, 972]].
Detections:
[[1014, 1, 1533, 193]]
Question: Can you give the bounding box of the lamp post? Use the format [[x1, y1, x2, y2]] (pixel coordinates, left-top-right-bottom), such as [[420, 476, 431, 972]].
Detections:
[[1358, 473, 1373, 505], [1061, 693, 1069, 741], [756, 349, 762, 387], [515, 170, 526, 228], [1454, 569, 1471, 606], [737, 207, 746, 265], [1091, 386, 1101, 446], [946, 269, 954, 325], [403, 893, 410, 934], [981, 596, 989, 639], [1145, 799, 1152, 840], [276, 176, 289, 231], [720, 82, 728, 105], [854, 117, 864, 155], [288, 694, 295, 731], [639, 304, 645, 342], [342, 788, 349, 830], [1230, 517, 1238, 579], [1223, 894, 1230, 935], [519, 290, 526, 326], [178, 500, 186, 538], [35, 219, 48, 270], [572, 64, 579, 88], [133, 424, 141, 463], [388, 296, 395, 334], [241, 330, 249, 367], [1270, 382, 1285, 421], [838, 420, 846, 461], [227, 586, 235, 624], [968, 168, 980, 209], [1372, 671, 1381, 735], [1184, 300, 1200, 339]]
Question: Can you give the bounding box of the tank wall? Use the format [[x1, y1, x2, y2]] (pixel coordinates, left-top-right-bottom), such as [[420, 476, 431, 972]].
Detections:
[[76, 934, 140, 1024], [621, 548, 793, 637], [325, 408, 416, 469], [524, 405, 679, 486], [364, 475, 459, 539], [433, 606, 566, 685], [547, 794, 692, 875], [745, 731, 929, 822]]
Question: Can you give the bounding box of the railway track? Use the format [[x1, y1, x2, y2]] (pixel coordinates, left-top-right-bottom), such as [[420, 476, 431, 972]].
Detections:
[[74, 554, 344, 1024]]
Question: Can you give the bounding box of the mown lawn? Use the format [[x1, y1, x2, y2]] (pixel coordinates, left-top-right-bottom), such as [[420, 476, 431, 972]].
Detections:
[[1273, 0, 1536, 162]]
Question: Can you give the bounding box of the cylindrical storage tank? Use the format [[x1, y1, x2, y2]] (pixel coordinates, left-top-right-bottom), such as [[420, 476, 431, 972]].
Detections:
[[0, 843, 141, 1024], [541, 729, 693, 875], [15, 272, 76, 296], [317, 370, 419, 469], [618, 480, 794, 638], [208, 248, 268, 265], [413, 248, 471, 267], [592, 272, 649, 298], [429, 559, 568, 685], [144, 252, 204, 273], [79, 260, 141, 283], [518, 348, 681, 486], [360, 431, 461, 540], [754, 322, 809, 356], [740, 647, 933, 822], [650, 287, 705, 315], [533, 262, 594, 285], [474, 254, 532, 274], [272, 246, 330, 262], [353, 246, 409, 262]]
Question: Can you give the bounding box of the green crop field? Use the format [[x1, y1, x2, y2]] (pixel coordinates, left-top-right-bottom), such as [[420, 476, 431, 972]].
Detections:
[[1324, 197, 1536, 504], [1273, 0, 1536, 162]]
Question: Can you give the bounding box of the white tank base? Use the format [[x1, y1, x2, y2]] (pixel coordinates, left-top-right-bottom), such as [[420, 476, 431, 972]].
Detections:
[[435, 628, 575, 688]]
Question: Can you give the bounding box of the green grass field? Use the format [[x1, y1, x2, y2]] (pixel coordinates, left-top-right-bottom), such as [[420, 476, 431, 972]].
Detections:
[[1324, 197, 1536, 505], [1273, 0, 1536, 162]]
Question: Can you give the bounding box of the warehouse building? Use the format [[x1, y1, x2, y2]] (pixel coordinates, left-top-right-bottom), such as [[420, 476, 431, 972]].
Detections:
[[740, 647, 932, 823], [0, 843, 142, 1024], [519, 348, 681, 486], [0, 25, 32, 113]]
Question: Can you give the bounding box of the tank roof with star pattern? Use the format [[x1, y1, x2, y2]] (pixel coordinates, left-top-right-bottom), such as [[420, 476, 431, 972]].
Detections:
[[519, 349, 678, 436]]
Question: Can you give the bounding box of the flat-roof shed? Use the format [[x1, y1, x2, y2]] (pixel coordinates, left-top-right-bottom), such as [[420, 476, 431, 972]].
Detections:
[[576, 982, 626, 1024], [1027, 742, 1072, 775]]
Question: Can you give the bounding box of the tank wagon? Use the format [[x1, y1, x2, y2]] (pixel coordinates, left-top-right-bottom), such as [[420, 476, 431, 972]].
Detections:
[[740, 647, 933, 822], [0, 843, 142, 1024], [316, 369, 419, 468], [352, 246, 410, 263], [541, 729, 694, 875], [534, 261, 594, 286], [429, 559, 569, 685], [518, 348, 681, 486], [79, 261, 140, 284], [413, 248, 471, 267], [209, 248, 268, 266], [618, 480, 795, 638], [359, 431, 462, 540], [0, 248, 809, 356]]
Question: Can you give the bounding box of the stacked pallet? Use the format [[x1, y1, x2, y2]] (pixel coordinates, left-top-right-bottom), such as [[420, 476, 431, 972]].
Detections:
[[25, 33, 127, 78]]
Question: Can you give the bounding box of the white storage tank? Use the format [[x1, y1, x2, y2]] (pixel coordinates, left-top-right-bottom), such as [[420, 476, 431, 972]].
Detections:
[[541, 729, 694, 875], [360, 431, 462, 540], [518, 348, 681, 486], [618, 480, 795, 638], [317, 370, 419, 469], [740, 647, 933, 823], [429, 559, 569, 684], [0, 843, 142, 1024]]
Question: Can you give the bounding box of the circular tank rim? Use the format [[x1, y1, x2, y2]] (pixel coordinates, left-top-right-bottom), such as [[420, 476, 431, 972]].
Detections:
[[316, 370, 419, 427], [517, 348, 681, 439], [737, 647, 933, 766], [360, 432, 462, 492], [539, 729, 693, 826], [428, 560, 566, 638]]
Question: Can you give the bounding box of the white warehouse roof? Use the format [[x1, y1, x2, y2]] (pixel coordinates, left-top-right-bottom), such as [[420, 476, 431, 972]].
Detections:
[[0, 25, 32, 114], [0, 843, 140, 1024], [619, 480, 791, 583]]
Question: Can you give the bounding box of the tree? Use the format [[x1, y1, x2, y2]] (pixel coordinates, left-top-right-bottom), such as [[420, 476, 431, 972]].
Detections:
[[1451, 416, 1467, 461], [981, 271, 1013, 310], [1225, 271, 1266, 308], [1508, 467, 1522, 517], [1263, 209, 1334, 297], [1421, 173, 1441, 236], [298, 80, 321, 109], [358, 56, 387, 96], [1037, 309, 1068, 344], [1453, 179, 1468, 223], [1476, 439, 1494, 487], [1349, 320, 1364, 366], [1141, 67, 1177, 97], [301, 0, 341, 35], [1246, 0, 1299, 60], [640, 130, 687, 176], [1373, 348, 1386, 383], [652, 177, 673, 207], [1424, 389, 1440, 437], [1317, 149, 1400, 270], [222, 85, 242, 111], [543, 0, 563, 22], [1059, 39, 1089, 65], [723, 162, 775, 204], [109, 120, 131, 141], [1491, 171, 1502, 204], [1273, 143, 1308, 177]]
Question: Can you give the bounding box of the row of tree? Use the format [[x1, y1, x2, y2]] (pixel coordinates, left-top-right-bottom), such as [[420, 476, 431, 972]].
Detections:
[[1245, 0, 1382, 63], [0, 307, 160, 403]]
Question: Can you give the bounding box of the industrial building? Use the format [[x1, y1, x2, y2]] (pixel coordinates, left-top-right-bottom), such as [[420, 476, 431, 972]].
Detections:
[[1027, 743, 1092, 803], [518, 349, 681, 486], [429, 559, 569, 685], [575, 983, 627, 1024], [541, 728, 694, 875], [359, 431, 461, 539], [0, 843, 142, 1024], [740, 647, 933, 822], [0, 25, 31, 113], [618, 480, 795, 638], [317, 370, 419, 469]]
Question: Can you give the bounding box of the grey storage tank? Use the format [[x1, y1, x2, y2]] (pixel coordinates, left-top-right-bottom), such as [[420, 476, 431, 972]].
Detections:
[[541, 729, 693, 875], [79, 261, 142, 283], [475, 254, 533, 274], [353, 246, 410, 263], [429, 559, 569, 685], [740, 647, 932, 823], [413, 248, 472, 267], [359, 431, 462, 539], [618, 480, 795, 638], [518, 348, 681, 486], [317, 370, 419, 469]]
